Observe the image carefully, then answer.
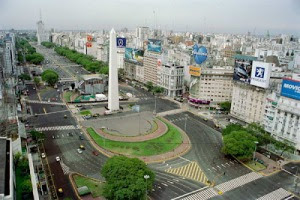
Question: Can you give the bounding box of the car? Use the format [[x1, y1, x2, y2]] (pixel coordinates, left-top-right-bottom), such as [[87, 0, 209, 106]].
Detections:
[[64, 115, 67, 118], [79, 145, 85, 150], [56, 156, 60, 162], [41, 153, 46, 158], [79, 135, 84, 140], [35, 114, 38, 117], [77, 149, 83, 154], [52, 135, 55, 139], [92, 151, 99, 156], [204, 118, 208, 121], [68, 132, 73, 137], [76, 105, 83, 108], [57, 188, 64, 196]]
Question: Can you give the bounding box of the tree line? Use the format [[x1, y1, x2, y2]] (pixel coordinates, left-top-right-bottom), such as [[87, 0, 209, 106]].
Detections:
[[16, 38, 44, 65], [54, 46, 109, 74]]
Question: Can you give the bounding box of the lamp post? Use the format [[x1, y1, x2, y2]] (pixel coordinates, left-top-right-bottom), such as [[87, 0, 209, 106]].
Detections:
[[253, 141, 259, 163], [144, 174, 150, 198]]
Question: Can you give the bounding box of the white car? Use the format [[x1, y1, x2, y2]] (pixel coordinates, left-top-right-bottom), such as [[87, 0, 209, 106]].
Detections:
[[56, 156, 60, 162], [41, 153, 46, 158], [77, 149, 83, 154]]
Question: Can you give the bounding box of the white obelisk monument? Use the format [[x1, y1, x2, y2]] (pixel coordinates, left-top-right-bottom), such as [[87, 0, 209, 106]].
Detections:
[[108, 28, 119, 111]]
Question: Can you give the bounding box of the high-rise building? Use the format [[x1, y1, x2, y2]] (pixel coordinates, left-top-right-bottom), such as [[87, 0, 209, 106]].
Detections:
[[36, 19, 49, 45], [144, 51, 161, 85], [189, 66, 234, 107], [136, 27, 149, 48]]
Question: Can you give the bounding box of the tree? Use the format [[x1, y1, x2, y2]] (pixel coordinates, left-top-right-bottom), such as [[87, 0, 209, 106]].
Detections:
[[222, 123, 245, 136], [101, 156, 155, 200], [14, 152, 22, 166], [153, 86, 164, 94], [29, 130, 45, 142], [222, 130, 257, 161], [219, 101, 231, 112], [41, 70, 59, 86], [21, 179, 32, 194], [19, 73, 31, 81], [99, 66, 109, 74], [145, 81, 153, 92], [34, 77, 41, 87], [41, 41, 56, 48]]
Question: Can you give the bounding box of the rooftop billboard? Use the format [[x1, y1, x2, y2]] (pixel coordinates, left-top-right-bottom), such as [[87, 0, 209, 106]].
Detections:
[[189, 66, 201, 76], [233, 55, 257, 84], [250, 61, 272, 88], [125, 48, 144, 63], [192, 44, 207, 65], [281, 79, 300, 100], [148, 39, 162, 53]]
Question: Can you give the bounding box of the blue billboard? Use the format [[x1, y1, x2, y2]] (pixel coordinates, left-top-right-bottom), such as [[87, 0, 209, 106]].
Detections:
[[148, 39, 162, 53], [116, 37, 126, 48], [281, 79, 300, 100], [193, 44, 207, 65]]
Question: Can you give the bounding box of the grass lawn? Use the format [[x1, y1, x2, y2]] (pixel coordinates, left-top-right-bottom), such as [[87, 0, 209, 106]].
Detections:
[[245, 160, 266, 171], [73, 174, 104, 198], [64, 91, 73, 102], [87, 119, 183, 156], [80, 110, 92, 116]]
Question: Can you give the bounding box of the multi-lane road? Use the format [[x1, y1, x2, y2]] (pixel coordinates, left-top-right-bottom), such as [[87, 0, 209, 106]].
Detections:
[[23, 44, 300, 200]]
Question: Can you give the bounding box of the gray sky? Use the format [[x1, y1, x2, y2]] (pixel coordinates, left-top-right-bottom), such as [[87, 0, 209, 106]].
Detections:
[[0, 0, 299, 35]]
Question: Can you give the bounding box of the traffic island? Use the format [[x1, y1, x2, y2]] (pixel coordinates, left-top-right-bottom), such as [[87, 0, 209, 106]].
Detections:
[[84, 117, 191, 163]]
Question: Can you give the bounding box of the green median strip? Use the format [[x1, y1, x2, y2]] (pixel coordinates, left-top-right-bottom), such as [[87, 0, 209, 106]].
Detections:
[[80, 110, 92, 116], [86, 119, 183, 156], [73, 174, 104, 198]]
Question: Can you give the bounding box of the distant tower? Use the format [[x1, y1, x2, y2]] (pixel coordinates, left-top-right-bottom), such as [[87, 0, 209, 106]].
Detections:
[[36, 9, 49, 45], [108, 29, 119, 111]]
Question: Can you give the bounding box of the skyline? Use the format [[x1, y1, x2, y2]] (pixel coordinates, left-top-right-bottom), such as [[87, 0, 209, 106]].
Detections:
[[1, 0, 300, 35]]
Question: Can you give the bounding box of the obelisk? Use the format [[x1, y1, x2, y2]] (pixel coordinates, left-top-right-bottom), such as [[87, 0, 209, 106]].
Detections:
[[108, 28, 119, 111]]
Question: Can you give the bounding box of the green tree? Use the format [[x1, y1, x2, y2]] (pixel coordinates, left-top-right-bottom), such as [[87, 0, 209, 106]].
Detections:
[[21, 179, 32, 194], [222, 123, 245, 136], [219, 101, 231, 112], [145, 81, 153, 92], [41, 41, 56, 48], [222, 130, 257, 161], [19, 73, 31, 81], [153, 86, 164, 94], [29, 130, 45, 142], [41, 70, 59, 86], [33, 77, 41, 87], [101, 156, 155, 200], [14, 152, 22, 167], [99, 66, 109, 74]]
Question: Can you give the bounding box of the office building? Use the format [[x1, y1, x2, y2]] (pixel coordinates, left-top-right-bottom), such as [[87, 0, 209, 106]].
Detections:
[[36, 19, 49, 45], [144, 51, 161, 85], [158, 64, 184, 97]]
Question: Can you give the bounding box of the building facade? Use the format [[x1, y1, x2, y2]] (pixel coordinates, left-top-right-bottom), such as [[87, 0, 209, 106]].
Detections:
[[144, 51, 161, 85], [158, 64, 184, 97], [78, 74, 108, 95], [189, 66, 234, 107], [36, 20, 49, 45], [230, 82, 267, 124]]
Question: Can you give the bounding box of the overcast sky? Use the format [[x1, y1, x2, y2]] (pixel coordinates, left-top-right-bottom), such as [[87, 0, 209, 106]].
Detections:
[[0, 0, 299, 35]]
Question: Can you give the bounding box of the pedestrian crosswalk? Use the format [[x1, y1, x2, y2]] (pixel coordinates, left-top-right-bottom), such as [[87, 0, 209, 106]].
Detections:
[[169, 117, 186, 123], [257, 188, 292, 200], [60, 161, 70, 175], [180, 188, 218, 200], [26, 100, 65, 105], [166, 161, 208, 184], [215, 172, 263, 193], [36, 125, 80, 131]]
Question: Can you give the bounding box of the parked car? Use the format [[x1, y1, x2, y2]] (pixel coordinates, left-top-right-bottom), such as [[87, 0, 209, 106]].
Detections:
[[79, 145, 85, 150], [92, 151, 99, 156], [41, 153, 46, 158], [79, 135, 84, 140], [77, 149, 83, 154], [56, 156, 60, 162]]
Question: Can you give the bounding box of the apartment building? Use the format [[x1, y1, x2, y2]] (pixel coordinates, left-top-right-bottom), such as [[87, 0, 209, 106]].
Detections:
[[144, 51, 161, 85]]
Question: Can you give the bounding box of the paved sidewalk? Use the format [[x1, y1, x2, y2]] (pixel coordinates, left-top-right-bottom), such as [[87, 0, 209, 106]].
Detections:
[[89, 118, 168, 142]]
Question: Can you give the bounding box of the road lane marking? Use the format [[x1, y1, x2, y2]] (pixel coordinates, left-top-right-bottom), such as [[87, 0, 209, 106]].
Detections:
[[179, 156, 192, 163], [43, 107, 47, 114]]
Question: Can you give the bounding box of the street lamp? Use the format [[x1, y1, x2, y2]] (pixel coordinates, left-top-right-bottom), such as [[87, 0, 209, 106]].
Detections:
[[144, 174, 150, 197], [253, 141, 259, 163]]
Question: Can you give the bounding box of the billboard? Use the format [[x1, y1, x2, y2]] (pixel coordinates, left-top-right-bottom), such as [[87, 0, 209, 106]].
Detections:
[[148, 39, 162, 53], [125, 48, 144, 63], [87, 35, 93, 42], [250, 61, 272, 88], [189, 66, 201, 76], [281, 79, 300, 100], [233, 55, 257, 84], [116, 37, 126, 48], [192, 44, 207, 64], [86, 42, 92, 48]]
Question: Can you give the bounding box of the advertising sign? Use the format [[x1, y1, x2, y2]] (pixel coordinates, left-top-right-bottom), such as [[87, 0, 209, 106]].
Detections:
[[87, 35, 93, 42], [192, 44, 207, 64], [86, 42, 92, 48], [116, 37, 126, 48], [233, 55, 257, 84], [250, 61, 272, 88], [189, 66, 201, 76], [148, 39, 162, 53], [281, 79, 300, 100], [125, 48, 144, 63]]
